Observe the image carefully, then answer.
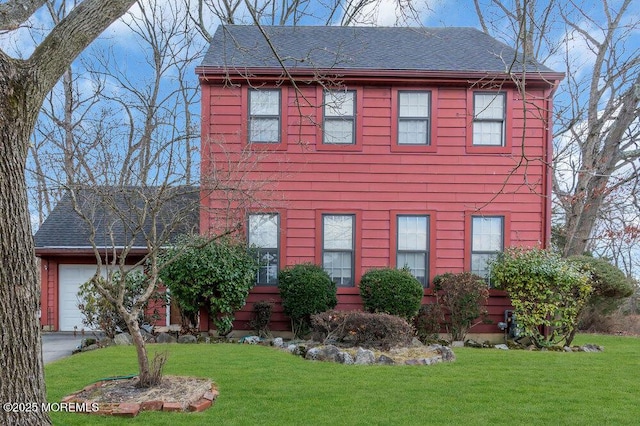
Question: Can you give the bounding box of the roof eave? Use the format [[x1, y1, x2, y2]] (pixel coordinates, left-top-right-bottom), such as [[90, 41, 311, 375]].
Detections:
[[196, 66, 565, 86]]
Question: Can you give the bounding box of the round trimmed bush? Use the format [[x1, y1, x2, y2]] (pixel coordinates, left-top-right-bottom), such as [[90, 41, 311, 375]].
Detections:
[[278, 263, 337, 336], [359, 268, 424, 320]]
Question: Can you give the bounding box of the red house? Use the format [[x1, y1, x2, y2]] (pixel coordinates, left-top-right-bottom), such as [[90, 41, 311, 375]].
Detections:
[[197, 25, 563, 338]]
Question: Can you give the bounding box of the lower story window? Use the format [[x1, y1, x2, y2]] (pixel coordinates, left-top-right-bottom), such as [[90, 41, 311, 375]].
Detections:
[[471, 216, 504, 284], [397, 215, 429, 286], [249, 213, 279, 285], [322, 214, 354, 286]]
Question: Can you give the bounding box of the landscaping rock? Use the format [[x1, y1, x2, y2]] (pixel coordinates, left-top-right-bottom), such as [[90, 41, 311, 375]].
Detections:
[[156, 333, 177, 344], [494, 344, 509, 350], [239, 335, 261, 344], [336, 351, 354, 365], [178, 335, 197, 344], [563, 346, 573, 352], [287, 344, 299, 354], [410, 338, 424, 347], [305, 347, 320, 360], [99, 337, 114, 347], [428, 344, 456, 362], [354, 348, 375, 365], [273, 337, 284, 348], [377, 355, 395, 365], [314, 345, 341, 362], [113, 333, 133, 346], [580, 344, 603, 352]]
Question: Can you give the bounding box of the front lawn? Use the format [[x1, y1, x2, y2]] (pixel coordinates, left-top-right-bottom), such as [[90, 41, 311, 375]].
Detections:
[[46, 334, 640, 425]]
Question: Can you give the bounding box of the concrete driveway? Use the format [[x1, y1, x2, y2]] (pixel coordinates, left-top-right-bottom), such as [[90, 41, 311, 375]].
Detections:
[[41, 332, 85, 364]]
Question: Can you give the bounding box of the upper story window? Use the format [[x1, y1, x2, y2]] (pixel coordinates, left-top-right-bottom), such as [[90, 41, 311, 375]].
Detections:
[[471, 216, 504, 285], [249, 213, 279, 285], [322, 214, 354, 286], [397, 215, 429, 286], [398, 91, 431, 145], [323, 90, 355, 145], [472, 92, 505, 146], [249, 89, 281, 143]]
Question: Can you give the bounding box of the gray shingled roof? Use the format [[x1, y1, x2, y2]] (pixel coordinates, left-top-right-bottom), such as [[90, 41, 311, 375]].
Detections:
[[200, 25, 556, 74], [34, 186, 199, 250]]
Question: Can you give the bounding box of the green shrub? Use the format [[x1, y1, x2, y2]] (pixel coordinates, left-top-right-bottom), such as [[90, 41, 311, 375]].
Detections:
[[160, 235, 259, 336], [359, 268, 424, 320], [77, 270, 166, 338], [311, 310, 415, 350], [413, 303, 443, 343], [433, 272, 489, 342], [278, 263, 337, 337], [490, 247, 591, 347], [567, 256, 635, 331]]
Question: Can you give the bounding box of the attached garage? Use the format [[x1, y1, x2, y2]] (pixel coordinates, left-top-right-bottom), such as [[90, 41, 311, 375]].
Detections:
[[58, 264, 98, 332]]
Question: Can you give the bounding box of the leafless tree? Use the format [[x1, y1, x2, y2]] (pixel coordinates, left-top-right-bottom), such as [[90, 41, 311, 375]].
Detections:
[[474, 0, 640, 268]]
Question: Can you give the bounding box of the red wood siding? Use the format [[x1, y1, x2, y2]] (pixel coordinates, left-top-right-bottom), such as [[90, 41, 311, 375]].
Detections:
[[201, 79, 554, 334]]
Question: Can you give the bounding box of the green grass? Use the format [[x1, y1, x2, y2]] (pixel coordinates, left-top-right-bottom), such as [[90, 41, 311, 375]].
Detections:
[[46, 334, 640, 425]]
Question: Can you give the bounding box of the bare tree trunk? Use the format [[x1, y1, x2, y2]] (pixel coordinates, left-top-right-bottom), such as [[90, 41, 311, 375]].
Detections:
[[0, 74, 50, 425]]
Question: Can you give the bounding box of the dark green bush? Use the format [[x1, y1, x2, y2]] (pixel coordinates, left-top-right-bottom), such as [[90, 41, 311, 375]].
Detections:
[[359, 268, 424, 320], [160, 235, 258, 336], [433, 272, 489, 342], [413, 303, 443, 343], [567, 256, 635, 330], [278, 263, 337, 337], [311, 310, 415, 350]]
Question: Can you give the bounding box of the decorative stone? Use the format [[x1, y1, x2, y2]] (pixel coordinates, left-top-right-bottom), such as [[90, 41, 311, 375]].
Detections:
[[287, 344, 299, 354], [314, 345, 341, 362], [99, 337, 114, 347], [305, 347, 320, 360], [156, 332, 177, 344], [273, 337, 284, 348], [113, 333, 133, 346], [450, 341, 464, 347], [563, 346, 574, 352], [239, 335, 261, 344], [178, 335, 197, 344], [354, 347, 375, 365], [494, 344, 509, 350], [410, 338, 424, 347], [580, 344, 603, 352], [427, 344, 456, 362], [377, 355, 395, 365], [336, 351, 354, 365]]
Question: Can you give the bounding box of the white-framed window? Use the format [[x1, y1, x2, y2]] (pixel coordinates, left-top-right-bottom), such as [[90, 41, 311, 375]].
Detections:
[[397, 215, 429, 286], [473, 92, 505, 146], [398, 91, 430, 145], [249, 213, 279, 285], [249, 89, 280, 143], [322, 214, 354, 286], [323, 90, 355, 145], [471, 216, 504, 284]]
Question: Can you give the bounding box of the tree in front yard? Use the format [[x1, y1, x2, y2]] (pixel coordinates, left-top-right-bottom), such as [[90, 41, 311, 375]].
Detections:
[[0, 2, 137, 424]]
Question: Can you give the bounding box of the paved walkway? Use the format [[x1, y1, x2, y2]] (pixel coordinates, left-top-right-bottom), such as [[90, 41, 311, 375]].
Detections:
[[42, 332, 85, 364]]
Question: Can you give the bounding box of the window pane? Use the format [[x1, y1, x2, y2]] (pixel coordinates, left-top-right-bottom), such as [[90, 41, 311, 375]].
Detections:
[[397, 252, 426, 285], [472, 217, 503, 251], [323, 251, 352, 286], [249, 214, 278, 248], [325, 91, 354, 117], [257, 249, 279, 285], [250, 118, 279, 142], [471, 253, 497, 279], [475, 93, 504, 119], [473, 121, 503, 146], [400, 92, 429, 117], [250, 90, 279, 115], [324, 119, 354, 144], [399, 120, 428, 145], [398, 216, 427, 250], [323, 215, 353, 250]]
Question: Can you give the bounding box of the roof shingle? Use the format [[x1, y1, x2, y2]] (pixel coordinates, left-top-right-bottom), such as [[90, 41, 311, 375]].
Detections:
[[200, 25, 556, 74]]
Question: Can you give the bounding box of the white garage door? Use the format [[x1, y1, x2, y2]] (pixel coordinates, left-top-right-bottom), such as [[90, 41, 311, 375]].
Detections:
[[58, 265, 101, 332]]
